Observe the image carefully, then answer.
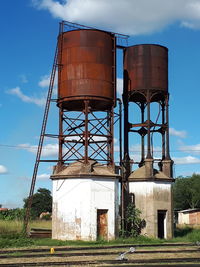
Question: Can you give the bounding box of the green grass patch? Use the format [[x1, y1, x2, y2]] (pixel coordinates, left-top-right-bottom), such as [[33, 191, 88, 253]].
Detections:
[[0, 220, 200, 249], [0, 234, 34, 248], [174, 226, 200, 242]]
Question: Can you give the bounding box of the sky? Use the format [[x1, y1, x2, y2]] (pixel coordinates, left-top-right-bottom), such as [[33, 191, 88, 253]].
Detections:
[[1, 0, 200, 208]]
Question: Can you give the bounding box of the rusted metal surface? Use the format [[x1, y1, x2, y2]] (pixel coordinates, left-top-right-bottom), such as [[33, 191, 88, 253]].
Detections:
[[57, 29, 116, 111], [124, 44, 168, 97], [97, 209, 108, 240]]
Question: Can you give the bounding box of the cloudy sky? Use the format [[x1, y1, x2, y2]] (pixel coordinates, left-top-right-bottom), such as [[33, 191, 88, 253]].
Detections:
[[1, 0, 200, 207]]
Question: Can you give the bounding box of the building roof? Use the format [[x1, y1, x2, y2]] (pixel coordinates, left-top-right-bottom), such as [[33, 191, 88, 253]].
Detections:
[[0, 208, 8, 211], [178, 208, 200, 213], [129, 165, 173, 181], [51, 159, 119, 179]]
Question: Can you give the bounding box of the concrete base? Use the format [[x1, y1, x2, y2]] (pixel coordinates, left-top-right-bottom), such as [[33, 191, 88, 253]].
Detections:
[[51, 160, 119, 241], [129, 181, 173, 239], [128, 165, 174, 239]]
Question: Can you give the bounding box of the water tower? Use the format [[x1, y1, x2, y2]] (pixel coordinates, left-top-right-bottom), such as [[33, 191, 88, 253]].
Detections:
[[51, 28, 119, 240], [123, 44, 174, 238]]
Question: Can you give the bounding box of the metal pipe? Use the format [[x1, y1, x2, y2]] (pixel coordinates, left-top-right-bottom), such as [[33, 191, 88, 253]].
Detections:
[[117, 98, 124, 232], [117, 98, 122, 168], [165, 95, 170, 159], [141, 103, 145, 164], [110, 107, 114, 166], [146, 92, 152, 159], [162, 101, 166, 160], [84, 100, 89, 164], [58, 108, 63, 168]]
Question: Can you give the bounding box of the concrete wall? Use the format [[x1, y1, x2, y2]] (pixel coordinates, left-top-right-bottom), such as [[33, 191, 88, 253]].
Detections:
[[178, 212, 189, 225], [52, 177, 119, 241], [129, 181, 173, 239]]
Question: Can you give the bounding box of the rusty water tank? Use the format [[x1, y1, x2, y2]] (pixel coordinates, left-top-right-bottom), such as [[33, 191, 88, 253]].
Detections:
[[57, 29, 116, 111], [124, 44, 168, 102]]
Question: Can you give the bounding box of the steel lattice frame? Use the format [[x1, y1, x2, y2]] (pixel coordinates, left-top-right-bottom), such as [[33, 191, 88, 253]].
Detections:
[[57, 102, 114, 166]]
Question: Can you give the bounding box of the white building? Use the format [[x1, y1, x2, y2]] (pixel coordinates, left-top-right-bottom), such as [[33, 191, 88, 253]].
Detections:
[[51, 160, 119, 241]]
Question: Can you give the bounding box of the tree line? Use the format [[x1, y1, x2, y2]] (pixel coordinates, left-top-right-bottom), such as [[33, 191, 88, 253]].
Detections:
[[0, 188, 52, 221], [173, 173, 200, 210]]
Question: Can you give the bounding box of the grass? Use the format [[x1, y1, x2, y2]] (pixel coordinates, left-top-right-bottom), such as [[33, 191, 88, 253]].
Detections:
[[0, 220, 200, 249], [173, 226, 200, 242], [0, 220, 52, 248], [0, 220, 51, 235]]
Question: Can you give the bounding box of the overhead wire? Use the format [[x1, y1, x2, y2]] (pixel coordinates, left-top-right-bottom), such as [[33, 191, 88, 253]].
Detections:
[[0, 143, 199, 153]]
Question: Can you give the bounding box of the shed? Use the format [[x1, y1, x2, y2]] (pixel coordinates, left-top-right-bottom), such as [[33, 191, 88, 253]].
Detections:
[[178, 208, 200, 226]]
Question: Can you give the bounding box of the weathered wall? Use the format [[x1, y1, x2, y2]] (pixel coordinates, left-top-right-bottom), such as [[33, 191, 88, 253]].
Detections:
[[129, 181, 173, 239], [189, 211, 200, 225], [178, 211, 200, 225], [178, 212, 189, 225], [52, 178, 119, 241]]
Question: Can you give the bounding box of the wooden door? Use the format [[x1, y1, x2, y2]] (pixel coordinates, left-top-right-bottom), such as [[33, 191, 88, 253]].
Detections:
[[97, 209, 108, 240]]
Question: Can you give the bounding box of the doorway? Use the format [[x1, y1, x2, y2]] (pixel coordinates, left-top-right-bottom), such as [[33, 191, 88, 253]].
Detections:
[[157, 210, 167, 239], [97, 209, 108, 240]]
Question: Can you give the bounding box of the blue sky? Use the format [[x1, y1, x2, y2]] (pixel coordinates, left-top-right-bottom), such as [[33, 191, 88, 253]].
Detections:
[[1, 0, 200, 208]]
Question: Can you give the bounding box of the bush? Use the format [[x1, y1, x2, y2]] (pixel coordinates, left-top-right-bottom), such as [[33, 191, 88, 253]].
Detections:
[[0, 208, 25, 221], [120, 203, 145, 238]]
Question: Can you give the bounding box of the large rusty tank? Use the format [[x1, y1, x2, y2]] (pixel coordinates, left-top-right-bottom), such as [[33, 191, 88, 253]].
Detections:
[[57, 29, 116, 111], [124, 44, 168, 102]]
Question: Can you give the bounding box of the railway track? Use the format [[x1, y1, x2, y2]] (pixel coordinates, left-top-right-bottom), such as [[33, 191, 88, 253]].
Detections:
[[0, 243, 199, 266], [0, 257, 200, 266], [0, 242, 196, 254], [0, 248, 199, 259]]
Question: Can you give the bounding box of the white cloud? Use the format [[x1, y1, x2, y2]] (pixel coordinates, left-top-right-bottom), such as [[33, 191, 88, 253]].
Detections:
[[169, 128, 187, 138], [19, 143, 59, 157], [179, 143, 200, 154], [38, 74, 50, 88], [117, 78, 123, 95], [32, 0, 200, 35], [0, 165, 8, 174], [7, 87, 46, 107], [38, 73, 58, 95], [173, 155, 200, 165], [129, 144, 161, 153], [37, 173, 50, 180], [129, 153, 141, 163], [129, 144, 162, 163]]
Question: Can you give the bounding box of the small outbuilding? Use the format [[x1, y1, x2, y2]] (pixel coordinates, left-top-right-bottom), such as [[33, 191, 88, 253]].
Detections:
[[178, 208, 200, 226], [0, 208, 8, 211]]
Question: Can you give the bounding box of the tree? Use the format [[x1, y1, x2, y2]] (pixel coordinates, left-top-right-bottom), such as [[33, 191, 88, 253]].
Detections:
[[173, 177, 191, 210], [173, 174, 200, 210], [24, 188, 52, 218], [189, 174, 200, 208]]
